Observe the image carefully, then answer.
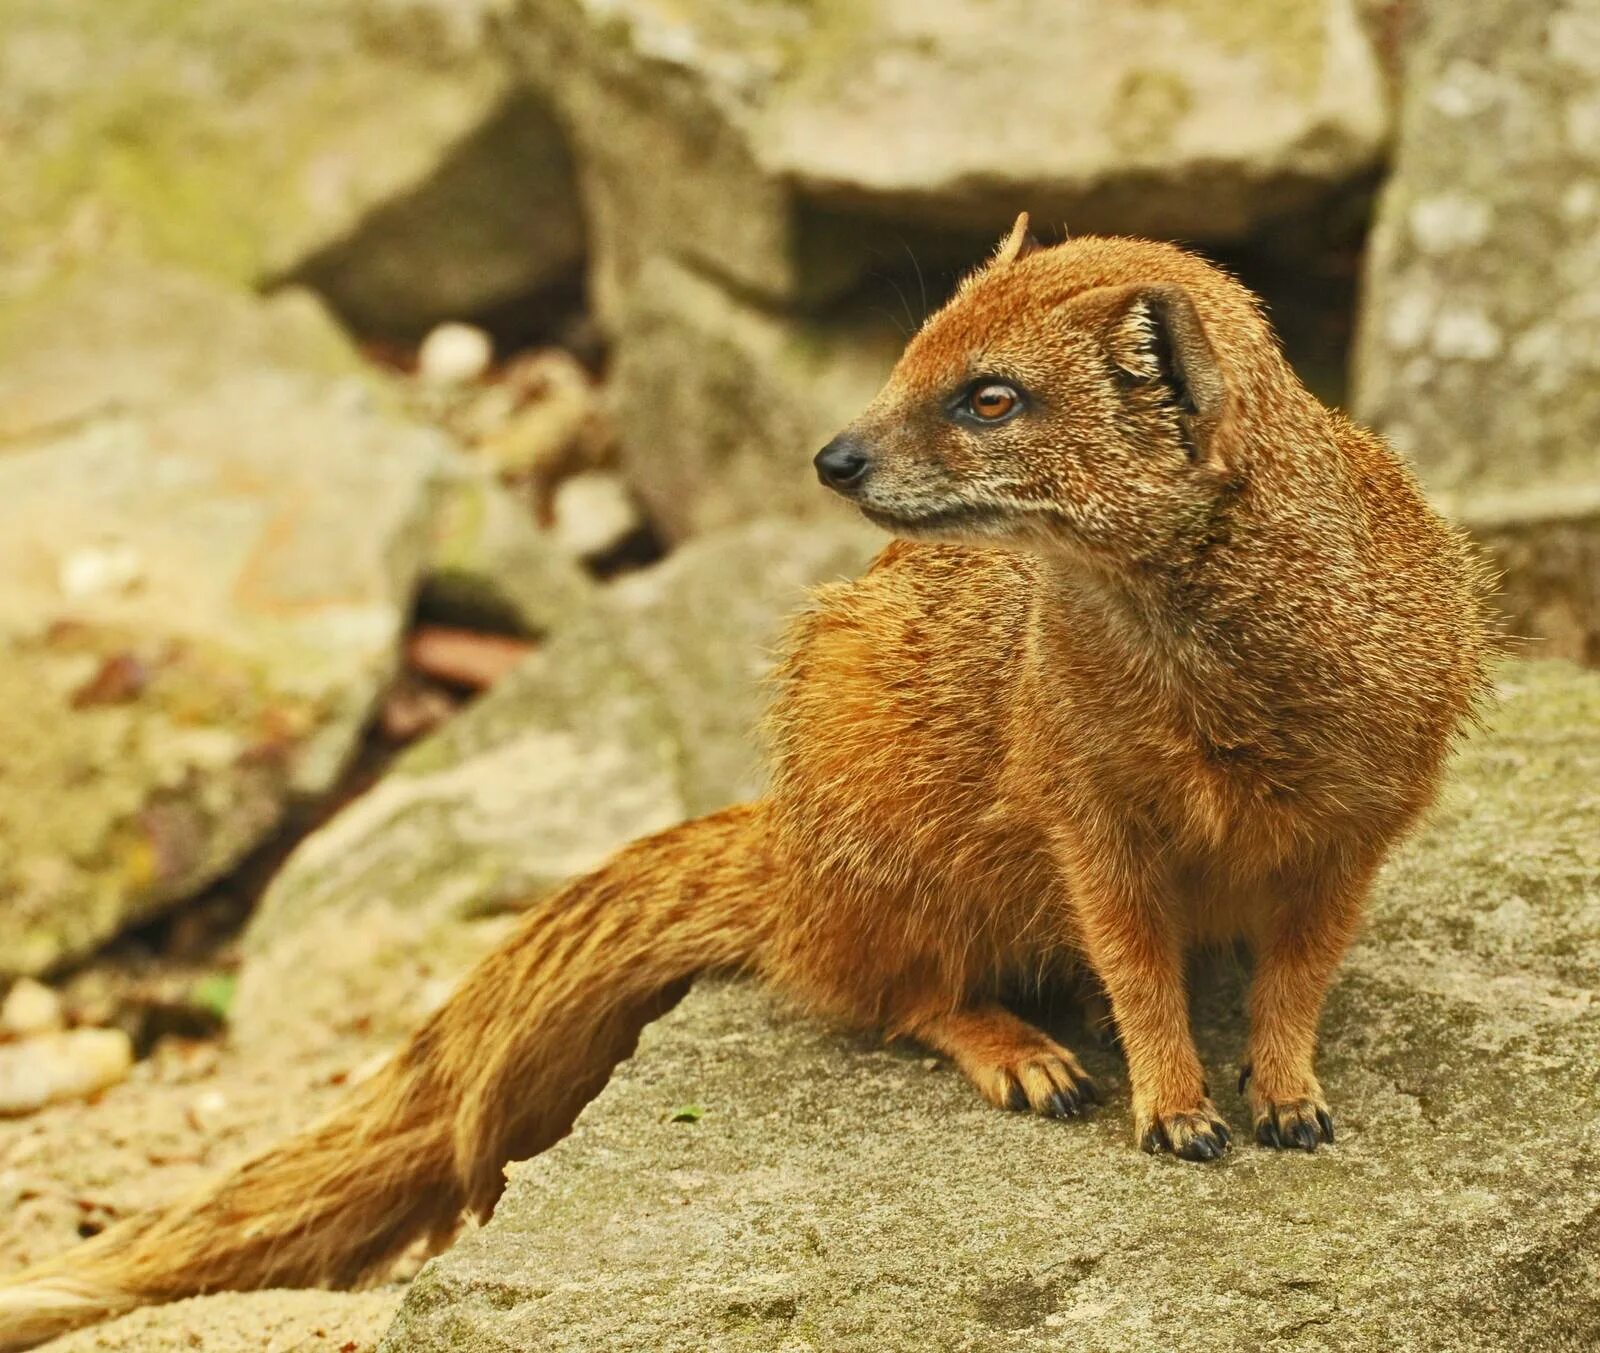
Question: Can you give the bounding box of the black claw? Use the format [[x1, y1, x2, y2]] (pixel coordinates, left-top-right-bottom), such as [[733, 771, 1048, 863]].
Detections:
[[1214, 1120, 1232, 1147], [1178, 1136, 1217, 1162], [1256, 1117, 1283, 1148], [1237, 1063, 1253, 1095], [1006, 1082, 1029, 1112], [1316, 1109, 1336, 1143], [1049, 1090, 1078, 1119], [1140, 1122, 1170, 1155], [1286, 1120, 1320, 1152]]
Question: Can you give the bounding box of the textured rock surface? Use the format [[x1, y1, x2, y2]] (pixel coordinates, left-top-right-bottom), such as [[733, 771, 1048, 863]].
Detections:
[[512, 0, 1388, 312], [231, 602, 682, 1053], [384, 659, 1600, 1352], [0, 267, 445, 975], [609, 516, 880, 814], [607, 256, 902, 539], [1352, 0, 1600, 660], [420, 461, 598, 637], [0, 0, 581, 332], [45, 1289, 400, 1353], [234, 516, 876, 1050]]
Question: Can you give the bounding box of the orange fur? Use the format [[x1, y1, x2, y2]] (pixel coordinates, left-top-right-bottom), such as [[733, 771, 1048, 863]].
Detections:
[[0, 222, 1496, 1347]]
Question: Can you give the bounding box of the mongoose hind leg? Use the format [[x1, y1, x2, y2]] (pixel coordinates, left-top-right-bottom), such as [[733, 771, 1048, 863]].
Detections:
[[1242, 852, 1375, 1151], [902, 1003, 1100, 1120]]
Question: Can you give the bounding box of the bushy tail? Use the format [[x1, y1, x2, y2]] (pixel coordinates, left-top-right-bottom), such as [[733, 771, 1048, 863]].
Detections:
[[0, 802, 777, 1350]]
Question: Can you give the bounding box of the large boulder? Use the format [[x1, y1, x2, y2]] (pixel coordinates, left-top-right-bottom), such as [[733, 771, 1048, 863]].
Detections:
[[1352, 0, 1600, 664], [512, 0, 1389, 313], [383, 658, 1600, 1351], [0, 0, 582, 333], [0, 266, 447, 976]]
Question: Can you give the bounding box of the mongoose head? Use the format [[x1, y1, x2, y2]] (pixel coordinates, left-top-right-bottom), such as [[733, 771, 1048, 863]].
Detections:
[[815, 215, 1283, 570]]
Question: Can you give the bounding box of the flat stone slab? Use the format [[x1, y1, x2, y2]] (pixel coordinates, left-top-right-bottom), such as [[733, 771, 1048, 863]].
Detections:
[[384, 659, 1600, 1351]]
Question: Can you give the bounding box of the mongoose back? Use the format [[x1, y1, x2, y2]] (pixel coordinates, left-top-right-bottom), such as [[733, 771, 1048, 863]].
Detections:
[[0, 216, 1495, 1348]]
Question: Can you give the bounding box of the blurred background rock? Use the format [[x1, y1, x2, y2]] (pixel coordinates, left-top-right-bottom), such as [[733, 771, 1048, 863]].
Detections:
[[1, 2, 1597, 1350]]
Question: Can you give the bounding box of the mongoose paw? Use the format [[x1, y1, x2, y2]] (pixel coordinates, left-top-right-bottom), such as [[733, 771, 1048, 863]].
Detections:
[[980, 1047, 1100, 1120], [1253, 1098, 1335, 1151], [1137, 1102, 1232, 1162]]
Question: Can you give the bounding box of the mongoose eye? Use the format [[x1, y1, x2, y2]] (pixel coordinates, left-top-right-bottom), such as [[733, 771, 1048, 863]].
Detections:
[[965, 383, 1021, 422]]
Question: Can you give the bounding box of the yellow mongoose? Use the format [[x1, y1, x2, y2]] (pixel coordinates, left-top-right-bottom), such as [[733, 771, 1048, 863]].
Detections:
[[0, 216, 1494, 1348]]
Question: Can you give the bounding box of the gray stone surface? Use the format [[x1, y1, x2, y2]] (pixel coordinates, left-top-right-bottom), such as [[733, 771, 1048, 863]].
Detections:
[[383, 659, 1600, 1352], [234, 516, 878, 1051], [1352, 0, 1600, 661], [511, 0, 1389, 313], [420, 461, 599, 637], [0, 0, 582, 332], [607, 256, 903, 539], [232, 601, 683, 1054], [609, 516, 881, 814], [0, 266, 446, 976]]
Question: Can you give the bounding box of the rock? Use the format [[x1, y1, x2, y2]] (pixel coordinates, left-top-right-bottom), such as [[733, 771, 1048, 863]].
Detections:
[[1352, 0, 1600, 661], [0, 0, 582, 333], [417, 322, 493, 387], [44, 1289, 401, 1353], [548, 471, 643, 563], [229, 601, 684, 1054], [383, 659, 1600, 1352], [234, 515, 879, 1052], [0, 266, 366, 444], [608, 517, 882, 814], [609, 257, 903, 539], [0, 1029, 132, 1115], [1468, 508, 1600, 669], [0, 266, 446, 975], [0, 980, 64, 1039], [510, 0, 1388, 314], [420, 463, 597, 636]]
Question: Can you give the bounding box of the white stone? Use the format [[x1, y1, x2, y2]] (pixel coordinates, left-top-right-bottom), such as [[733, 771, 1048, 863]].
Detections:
[[0, 1028, 133, 1114], [57, 541, 144, 599], [549, 471, 642, 561], [418, 322, 494, 387], [0, 978, 64, 1038]]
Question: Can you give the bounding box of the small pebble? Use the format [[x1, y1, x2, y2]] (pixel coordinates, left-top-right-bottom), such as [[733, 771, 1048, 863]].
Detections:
[[549, 471, 641, 561], [58, 543, 144, 599], [0, 979, 65, 1038], [0, 1028, 134, 1115], [418, 322, 493, 386]]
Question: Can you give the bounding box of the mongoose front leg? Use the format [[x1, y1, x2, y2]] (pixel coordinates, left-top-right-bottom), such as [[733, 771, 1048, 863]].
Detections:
[[1052, 827, 1230, 1161], [898, 1002, 1100, 1119], [1242, 854, 1373, 1150]]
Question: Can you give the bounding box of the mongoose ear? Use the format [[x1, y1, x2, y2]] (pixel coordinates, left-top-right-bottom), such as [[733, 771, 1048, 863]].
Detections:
[[993, 211, 1043, 267], [1105, 284, 1229, 462]]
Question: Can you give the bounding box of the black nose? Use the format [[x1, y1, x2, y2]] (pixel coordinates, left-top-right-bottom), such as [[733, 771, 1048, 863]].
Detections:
[[814, 437, 871, 492]]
